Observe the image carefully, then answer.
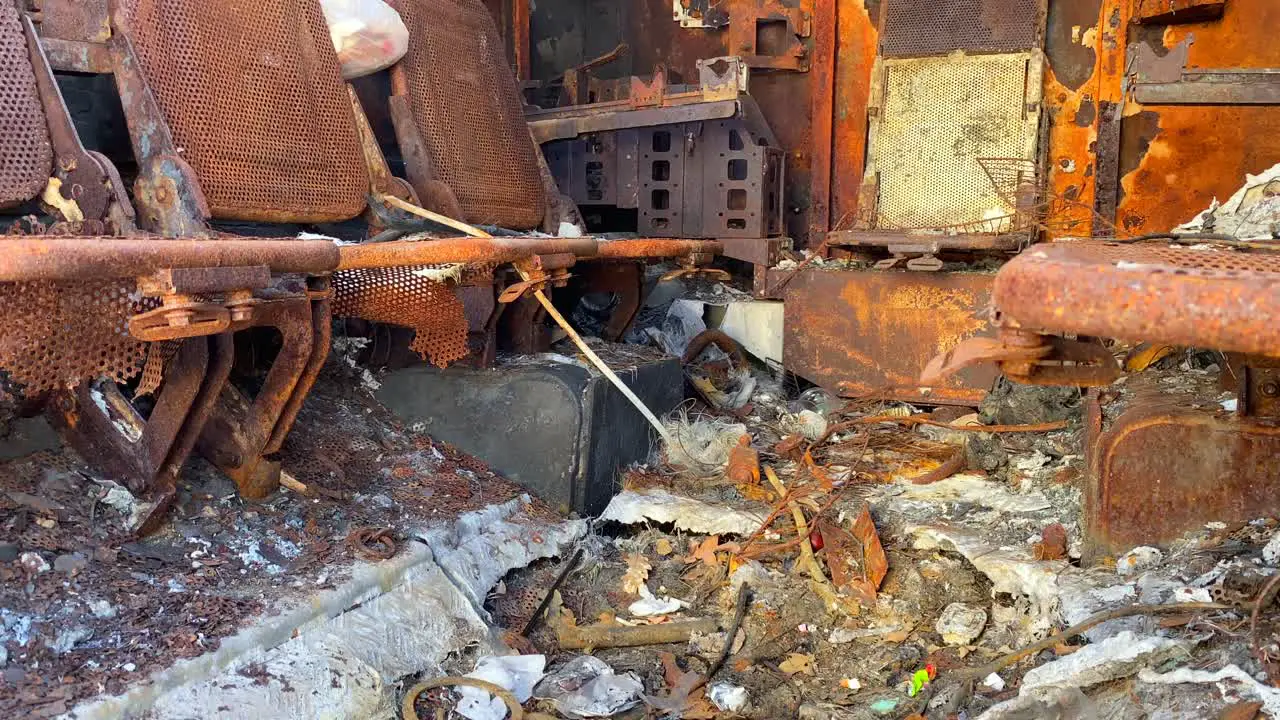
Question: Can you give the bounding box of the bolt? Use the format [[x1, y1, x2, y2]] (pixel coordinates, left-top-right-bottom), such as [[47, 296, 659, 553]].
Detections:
[[1262, 381, 1279, 397]]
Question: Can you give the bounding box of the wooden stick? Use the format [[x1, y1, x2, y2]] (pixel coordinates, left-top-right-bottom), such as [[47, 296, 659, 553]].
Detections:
[[556, 618, 720, 649], [763, 465, 842, 611], [279, 470, 310, 496], [955, 602, 1234, 682]]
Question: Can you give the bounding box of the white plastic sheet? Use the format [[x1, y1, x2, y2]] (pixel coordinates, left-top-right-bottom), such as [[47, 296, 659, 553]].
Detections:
[[319, 0, 409, 79]]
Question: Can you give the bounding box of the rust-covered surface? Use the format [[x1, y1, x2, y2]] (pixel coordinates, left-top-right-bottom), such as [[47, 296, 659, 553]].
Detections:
[[0, 1, 52, 207], [391, 0, 547, 229], [995, 242, 1280, 358], [333, 266, 474, 368], [1115, 0, 1280, 235], [117, 0, 368, 223], [829, 0, 877, 227], [529, 0, 820, 245], [0, 279, 148, 394], [879, 0, 1043, 58], [778, 268, 999, 405], [1084, 372, 1280, 559]]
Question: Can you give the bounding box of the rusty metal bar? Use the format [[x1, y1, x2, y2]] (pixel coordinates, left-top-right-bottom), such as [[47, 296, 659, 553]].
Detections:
[[39, 38, 112, 73], [807, 0, 837, 243], [1134, 71, 1280, 105], [511, 0, 530, 82], [0, 238, 340, 281], [338, 237, 598, 269], [995, 242, 1280, 358], [595, 239, 724, 259], [528, 99, 740, 144]]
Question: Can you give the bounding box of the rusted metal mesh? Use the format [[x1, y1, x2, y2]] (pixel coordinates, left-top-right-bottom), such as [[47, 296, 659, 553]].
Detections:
[[332, 267, 471, 367], [0, 2, 52, 206], [1046, 242, 1280, 275], [881, 0, 1041, 57], [136, 339, 180, 396], [118, 0, 367, 222], [392, 0, 546, 229], [0, 279, 149, 395]]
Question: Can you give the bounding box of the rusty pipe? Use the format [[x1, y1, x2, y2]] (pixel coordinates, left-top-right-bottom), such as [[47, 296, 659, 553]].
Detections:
[[0, 238, 340, 281], [596, 239, 723, 259], [337, 236, 600, 269]]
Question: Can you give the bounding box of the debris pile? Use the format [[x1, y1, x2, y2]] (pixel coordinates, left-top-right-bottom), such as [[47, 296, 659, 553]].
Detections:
[[441, 363, 1280, 719]]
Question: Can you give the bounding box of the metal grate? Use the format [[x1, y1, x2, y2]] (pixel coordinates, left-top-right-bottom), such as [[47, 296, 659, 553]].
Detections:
[[0, 279, 148, 395], [333, 267, 471, 368], [392, 0, 546, 229], [873, 53, 1038, 231], [1037, 242, 1280, 276], [119, 0, 367, 222], [0, 2, 52, 206], [996, 242, 1280, 357], [881, 0, 1042, 58]]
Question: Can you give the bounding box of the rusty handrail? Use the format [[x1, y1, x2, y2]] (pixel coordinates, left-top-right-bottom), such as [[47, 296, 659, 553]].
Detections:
[[0, 237, 340, 281], [597, 239, 722, 259], [0, 235, 726, 281], [337, 236, 600, 269], [337, 236, 723, 270]]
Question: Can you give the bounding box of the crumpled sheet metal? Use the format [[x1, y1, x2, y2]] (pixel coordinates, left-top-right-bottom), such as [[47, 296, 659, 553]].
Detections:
[[996, 241, 1280, 357], [69, 496, 583, 719], [332, 267, 471, 367], [599, 488, 767, 536], [417, 494, 588, 609]]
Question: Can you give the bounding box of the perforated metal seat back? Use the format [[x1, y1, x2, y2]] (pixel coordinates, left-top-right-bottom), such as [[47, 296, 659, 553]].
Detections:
[[119, 0, 367, 222], [0, 2, 52, 207], [393, 0, 546, 229], [996, 242, 1280, 356]]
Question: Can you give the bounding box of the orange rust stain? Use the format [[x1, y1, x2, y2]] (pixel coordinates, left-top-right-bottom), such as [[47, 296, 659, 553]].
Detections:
[[839, 279, 873, 329], [881, 285, 986, 352], [1165, 0, 1280, 70], [830, 0, 878, 225], [1117, 106, 1280, 235], [1118, 0, 1280, 234], [1043, 65, 1098, 238]]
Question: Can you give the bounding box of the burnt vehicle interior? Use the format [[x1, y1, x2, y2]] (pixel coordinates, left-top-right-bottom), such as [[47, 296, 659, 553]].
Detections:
[[1, 0, 1279, 718]]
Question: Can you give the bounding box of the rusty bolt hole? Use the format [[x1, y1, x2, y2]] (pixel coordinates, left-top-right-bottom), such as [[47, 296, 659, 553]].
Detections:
[[347, 526, 397, 561]]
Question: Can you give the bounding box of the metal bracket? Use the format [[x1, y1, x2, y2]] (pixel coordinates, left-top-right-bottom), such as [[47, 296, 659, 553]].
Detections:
[[922, 330, 1121, 388], [21, 11, 132, 229], [698, 56, 748, 101], [48, 334, 233, 535], [195, 290, 332, 500]]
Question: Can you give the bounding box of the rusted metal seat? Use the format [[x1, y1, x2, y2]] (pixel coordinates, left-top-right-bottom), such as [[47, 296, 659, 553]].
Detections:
[[995, 241, 1280, 356], [386, 0, 547, 229], [924, 239, 1280, 558], [113, 0, 368, 224], [923, 240, 1280, 386], [348, 0, 727, 357]]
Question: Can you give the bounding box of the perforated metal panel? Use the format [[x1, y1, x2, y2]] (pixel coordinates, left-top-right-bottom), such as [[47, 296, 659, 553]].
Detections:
[[0, 279, 148, 395], [996, 242, 1280, 358], [119, 0, 367, 222], [392, 0, 546, 229], [870, 53, 1040, 231], [0, 2, 52, 206], [881, 0, 1042, 58], [333, 267, 471, 368], [1033, 242, 1280, 276]]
